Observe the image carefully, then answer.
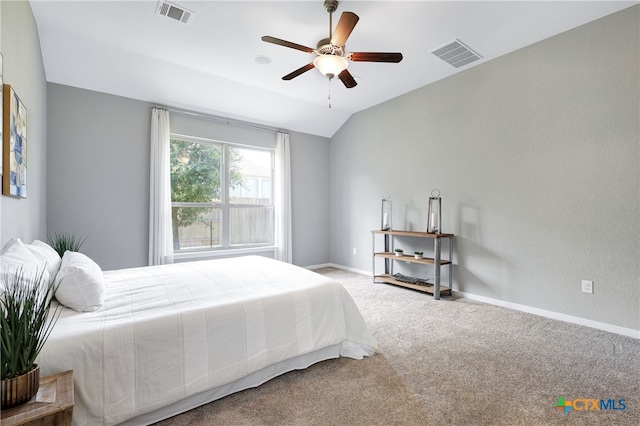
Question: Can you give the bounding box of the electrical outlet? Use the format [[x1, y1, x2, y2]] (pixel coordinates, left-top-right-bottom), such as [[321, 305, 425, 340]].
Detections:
[[352, 248, 357, 255], [582, 280, 593, 294]]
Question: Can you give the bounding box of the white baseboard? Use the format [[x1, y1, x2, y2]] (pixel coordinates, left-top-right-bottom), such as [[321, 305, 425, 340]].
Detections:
[[453, 291, 639, 339], [317, 263, 639, 340], [305, 263, 371, 276], [303, 263, 333, 270], [326, 263, 372, 276]]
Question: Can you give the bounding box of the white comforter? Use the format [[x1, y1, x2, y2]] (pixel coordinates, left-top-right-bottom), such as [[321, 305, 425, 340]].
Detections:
[[38, 256, 377, 425]]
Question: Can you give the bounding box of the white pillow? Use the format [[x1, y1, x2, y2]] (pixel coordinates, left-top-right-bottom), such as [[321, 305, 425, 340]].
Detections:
[[0, 239, 38, 265], [54, 251, 105, 312], [1, 238, 21, 254], [26, 240, 62, 280], [1, 239, 51, 296]]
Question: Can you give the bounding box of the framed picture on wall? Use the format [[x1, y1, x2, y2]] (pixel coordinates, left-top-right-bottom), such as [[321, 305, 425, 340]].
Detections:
[[0, 53, 3, 177], [3, 84, 27, 198]]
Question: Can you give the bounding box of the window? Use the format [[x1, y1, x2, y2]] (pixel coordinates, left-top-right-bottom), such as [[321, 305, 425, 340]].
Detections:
[[170, 136, 274, 252]]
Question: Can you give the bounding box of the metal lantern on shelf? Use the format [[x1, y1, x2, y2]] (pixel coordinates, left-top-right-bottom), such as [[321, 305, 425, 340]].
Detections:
[[427, 189, 441, 234], [381, 194, 392, 231]]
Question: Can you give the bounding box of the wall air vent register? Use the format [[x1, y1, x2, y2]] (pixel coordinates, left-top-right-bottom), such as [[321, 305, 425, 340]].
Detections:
[[156, 1, 194, 24], [431, 39, 482, 68]]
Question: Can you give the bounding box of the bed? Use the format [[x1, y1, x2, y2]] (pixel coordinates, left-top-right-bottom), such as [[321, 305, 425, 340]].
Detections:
[[35, 255, 377, 425]]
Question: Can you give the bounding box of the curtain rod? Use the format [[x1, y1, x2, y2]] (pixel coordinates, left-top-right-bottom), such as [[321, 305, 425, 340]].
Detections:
[[154, 105, 285, 135]]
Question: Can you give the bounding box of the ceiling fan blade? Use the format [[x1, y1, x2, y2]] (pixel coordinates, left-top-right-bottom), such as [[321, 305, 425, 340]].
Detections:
[[349, 52, 404, 63], [330, 12, 359, 47], [282, 63, 316, 80], [338, 69, 357, 88], [261, 36, 314, 53]]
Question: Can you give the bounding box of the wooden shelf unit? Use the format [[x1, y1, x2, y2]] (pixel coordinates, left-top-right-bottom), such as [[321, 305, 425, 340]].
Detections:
[[371, 230, 454, 299]]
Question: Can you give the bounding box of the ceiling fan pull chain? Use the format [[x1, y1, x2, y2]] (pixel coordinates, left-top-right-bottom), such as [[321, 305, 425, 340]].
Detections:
[[328, 78, 332, 109]]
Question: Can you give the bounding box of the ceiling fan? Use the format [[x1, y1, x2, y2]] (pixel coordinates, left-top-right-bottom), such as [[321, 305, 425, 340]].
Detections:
[[261, 0, 403, 89]]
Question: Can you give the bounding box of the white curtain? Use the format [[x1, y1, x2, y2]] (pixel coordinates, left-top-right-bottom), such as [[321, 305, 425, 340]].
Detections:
[[149, 107, 174, 265], [274, 132, 292, 263]]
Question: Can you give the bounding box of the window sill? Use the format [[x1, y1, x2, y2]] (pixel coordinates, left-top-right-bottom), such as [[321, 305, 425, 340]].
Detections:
[[173, 246, 275, 262]]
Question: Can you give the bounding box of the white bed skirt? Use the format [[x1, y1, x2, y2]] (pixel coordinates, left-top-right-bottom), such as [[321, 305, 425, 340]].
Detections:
[[121, 344, 345, 425]]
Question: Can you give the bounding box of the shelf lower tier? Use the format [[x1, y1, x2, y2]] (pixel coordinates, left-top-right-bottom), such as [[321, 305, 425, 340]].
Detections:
[[374, 274, 451, 296]]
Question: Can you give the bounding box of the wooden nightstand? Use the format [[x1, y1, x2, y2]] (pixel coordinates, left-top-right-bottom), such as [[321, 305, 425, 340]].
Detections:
[[1, 370, 74, 426]]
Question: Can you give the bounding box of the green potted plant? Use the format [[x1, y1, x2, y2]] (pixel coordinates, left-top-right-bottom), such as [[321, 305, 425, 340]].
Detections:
[[1, 267, 62, 408], [47, 232, 87, 257], [394, 248, 404, 257], [414, 251, 424, 259]]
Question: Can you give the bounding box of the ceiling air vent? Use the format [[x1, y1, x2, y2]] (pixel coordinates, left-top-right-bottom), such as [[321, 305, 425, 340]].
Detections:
[[156, 1, 193, 24], [431, 39, 482, 68]]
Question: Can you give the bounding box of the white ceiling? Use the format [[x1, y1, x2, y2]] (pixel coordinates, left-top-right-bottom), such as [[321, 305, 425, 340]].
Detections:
[[30, 0, 637, 138]]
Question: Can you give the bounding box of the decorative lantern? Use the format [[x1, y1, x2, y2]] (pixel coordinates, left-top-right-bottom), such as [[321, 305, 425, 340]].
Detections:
[[381, 194, 392, 231], [427, 189, 441, 234]]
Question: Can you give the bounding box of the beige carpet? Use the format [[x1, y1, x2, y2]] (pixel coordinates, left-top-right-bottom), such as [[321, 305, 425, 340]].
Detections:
[[153, 355, 428, 426], [156, 268, 640, 425]]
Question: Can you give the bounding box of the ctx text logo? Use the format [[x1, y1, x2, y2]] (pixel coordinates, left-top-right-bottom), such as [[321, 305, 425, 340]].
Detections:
[[555, 397, 626, 414]]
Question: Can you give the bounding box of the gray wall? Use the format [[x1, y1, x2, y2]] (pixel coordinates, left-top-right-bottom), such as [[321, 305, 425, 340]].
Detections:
[[0, 1, 48, 247], [46, 84, 331, 270], [289, 130, 331, 267], [47, 84, 150, 270], [330, 6, 639, 331]]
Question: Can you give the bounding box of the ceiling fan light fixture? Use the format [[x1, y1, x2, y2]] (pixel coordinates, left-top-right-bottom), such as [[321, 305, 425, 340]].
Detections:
[[313, 54, 348, 79]]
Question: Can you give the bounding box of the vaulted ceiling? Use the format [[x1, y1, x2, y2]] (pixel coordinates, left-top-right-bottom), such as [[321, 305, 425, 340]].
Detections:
[[30, 1, 637, 137]]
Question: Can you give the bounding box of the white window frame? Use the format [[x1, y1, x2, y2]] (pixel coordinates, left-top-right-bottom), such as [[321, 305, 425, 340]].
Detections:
[[169, 133, 275, 261]]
